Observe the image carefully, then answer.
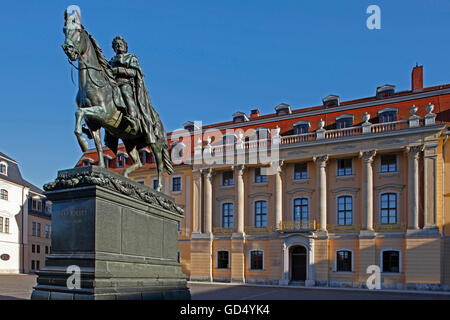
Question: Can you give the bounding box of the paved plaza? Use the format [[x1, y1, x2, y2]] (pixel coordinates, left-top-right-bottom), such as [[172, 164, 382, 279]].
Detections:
[[0, 275, 449, 300]]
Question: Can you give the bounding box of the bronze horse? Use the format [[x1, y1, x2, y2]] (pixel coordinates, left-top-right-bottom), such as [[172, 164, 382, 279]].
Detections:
[[62, 10, 173, 191]]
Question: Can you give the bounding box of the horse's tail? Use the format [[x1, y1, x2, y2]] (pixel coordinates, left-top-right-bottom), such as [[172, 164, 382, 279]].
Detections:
[[162, 144, 174, 175]]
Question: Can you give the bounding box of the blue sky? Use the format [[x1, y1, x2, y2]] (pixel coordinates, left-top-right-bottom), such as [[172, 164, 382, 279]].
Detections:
[[0, 0, 450, 188]]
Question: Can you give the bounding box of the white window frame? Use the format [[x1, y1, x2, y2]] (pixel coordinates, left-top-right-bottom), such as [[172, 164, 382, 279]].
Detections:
[[249, 249, 265, 271], [171, 176, 182, 193], [293, 162, 309, 180], [336, 194, 354, 226], [380, 248, 402, 273], [216, 249, 231, 269], [252, 199, 268, 228], [220, 201, 235, 228], [0, 161, 7, 176], [378, 191, 400, 225], [334, 249, 354, 273]]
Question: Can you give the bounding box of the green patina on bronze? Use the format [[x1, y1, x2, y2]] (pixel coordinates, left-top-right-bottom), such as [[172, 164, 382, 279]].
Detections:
[[62, 10, 173, 191]]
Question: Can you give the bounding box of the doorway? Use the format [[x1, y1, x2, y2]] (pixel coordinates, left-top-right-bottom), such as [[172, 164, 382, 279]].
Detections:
[[290, 246, 307, 281]]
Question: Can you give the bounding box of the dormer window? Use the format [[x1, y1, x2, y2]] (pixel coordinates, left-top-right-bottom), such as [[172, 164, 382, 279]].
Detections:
[[81, 157, 94, 167], [376, 85, 395, 99], [322, 95, 340, 108], [116, 153, 127, 168], [232, 112, 249, 124], [32, 198, 42, 211], [275, 104, 292, 116], [103, 155, 112, 168], [139, 148, 151, 165], [293, 121, 310, 135], [0, 162, 7, 175], [183, 121, 200, 132], [378, 108, 398, 123], [336, 114, 354, 129]]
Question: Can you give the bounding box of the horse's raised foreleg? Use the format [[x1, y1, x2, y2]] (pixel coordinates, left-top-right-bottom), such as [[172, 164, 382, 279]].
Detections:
[[123, 143, 142, 178], [74, 106, 108, 153], [92, 129, 105, 167]]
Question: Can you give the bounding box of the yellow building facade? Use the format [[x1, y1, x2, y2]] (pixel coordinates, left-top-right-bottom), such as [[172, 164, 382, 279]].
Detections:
[[79, 67, 450, 289]]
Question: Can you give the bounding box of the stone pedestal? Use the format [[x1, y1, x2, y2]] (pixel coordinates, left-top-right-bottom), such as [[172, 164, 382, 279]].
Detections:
[[31, 166, 190, 300]]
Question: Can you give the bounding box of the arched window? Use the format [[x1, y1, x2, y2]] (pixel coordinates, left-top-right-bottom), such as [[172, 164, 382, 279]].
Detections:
[[380, 193, 397, 224], [337, 196, 352, 225], [293, 198, 309, 221], [222, 203, 234, 228], [254, 201, 267, 227], [336, 250, 352, 272], [217, 250, 229, 269], [0, 189, 8, 201]]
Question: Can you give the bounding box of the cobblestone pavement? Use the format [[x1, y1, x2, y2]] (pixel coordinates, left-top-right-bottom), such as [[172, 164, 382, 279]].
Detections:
[[0, 275, 449, 300]]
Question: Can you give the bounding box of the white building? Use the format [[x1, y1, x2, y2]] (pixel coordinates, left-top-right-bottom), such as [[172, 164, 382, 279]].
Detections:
[[0, 152, 50, 274]]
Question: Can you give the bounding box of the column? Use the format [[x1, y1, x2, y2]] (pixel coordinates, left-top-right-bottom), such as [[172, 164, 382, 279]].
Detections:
[[314, 155, 328, 231], [273, 161, 283, 230], [234, 165, 245, 234], [360, 150, 376, 231], [423, 144, 438, 229], [203, 168, 213, 234], [192, 169, 202, 233], [407, 145, 424, 230]]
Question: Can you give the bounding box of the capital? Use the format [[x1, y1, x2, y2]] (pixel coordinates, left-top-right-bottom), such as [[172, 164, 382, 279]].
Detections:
[[233, 164, 246, 175], [406, 145, 424, 158], [313, 155, 328, 167], [359, 150, 376, 163]]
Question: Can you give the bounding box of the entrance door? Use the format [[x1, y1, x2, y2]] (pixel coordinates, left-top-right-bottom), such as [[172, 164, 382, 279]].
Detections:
[[291, 246, 307, 281]]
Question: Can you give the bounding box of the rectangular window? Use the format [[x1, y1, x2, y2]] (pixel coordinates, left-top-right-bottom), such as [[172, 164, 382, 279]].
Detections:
[[31, 260, 35, 270], [172, 177, 182, 192], [45, 246, 49, 254], [380, 193, 397, 224], [250, 250, 264, 270], [152, 179, 159, 190], [382, 251, 400, 273], [117, 155, 125, 168], [37, 223, 41, 237], [380, 111, 397, 123], [337, 159, 352, 176], [337, 196, 353, 225], [254, 201, 267, 227], [217, 251, 229, 269], [45, 225, 50, 238], [294, 163, 308, 180], [139, 151, 147, 165], [36, 245, 40, 254], [294, 198, 309, 222], [36, 260, 40, 270], [4, 218, 9, 233], [32, 244, 35, 253], [222, 171, 234, 186], [254, 168, 268, 183], [337, 118, 353, 129], [336, 251, 352, 272], [0, 189, 7, 201], [381, 154, 397, 173], [222, 203, 234, 228], [294, 124, 309, 135], [32, 222, 36, 236], [0, 217, 3, 233]]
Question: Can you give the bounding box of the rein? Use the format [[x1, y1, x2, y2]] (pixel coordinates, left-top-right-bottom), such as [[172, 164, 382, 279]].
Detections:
[[67, 56, 108, 88]]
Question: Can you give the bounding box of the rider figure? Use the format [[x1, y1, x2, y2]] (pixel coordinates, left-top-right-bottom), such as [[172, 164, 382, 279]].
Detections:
[[110, 36, 139, 134]]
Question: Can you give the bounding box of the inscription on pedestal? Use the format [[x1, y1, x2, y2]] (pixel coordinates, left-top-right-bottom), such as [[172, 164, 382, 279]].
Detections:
[[52, 198, 95, 253]]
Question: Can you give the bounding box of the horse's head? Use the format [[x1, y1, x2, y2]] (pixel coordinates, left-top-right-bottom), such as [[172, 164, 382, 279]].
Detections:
[[62, 9, 87, 61]]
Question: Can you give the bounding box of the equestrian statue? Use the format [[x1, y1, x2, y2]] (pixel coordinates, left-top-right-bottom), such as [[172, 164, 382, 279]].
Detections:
[[61, 9, 173, 191]]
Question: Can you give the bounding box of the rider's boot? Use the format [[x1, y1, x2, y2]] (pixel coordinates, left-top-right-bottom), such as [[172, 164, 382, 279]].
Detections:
[[125, 116, 139, 135]]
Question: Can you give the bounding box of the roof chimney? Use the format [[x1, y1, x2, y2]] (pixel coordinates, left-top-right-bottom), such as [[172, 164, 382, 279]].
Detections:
[[250, 109, 260, 119], [412, 64, 423, 91]]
